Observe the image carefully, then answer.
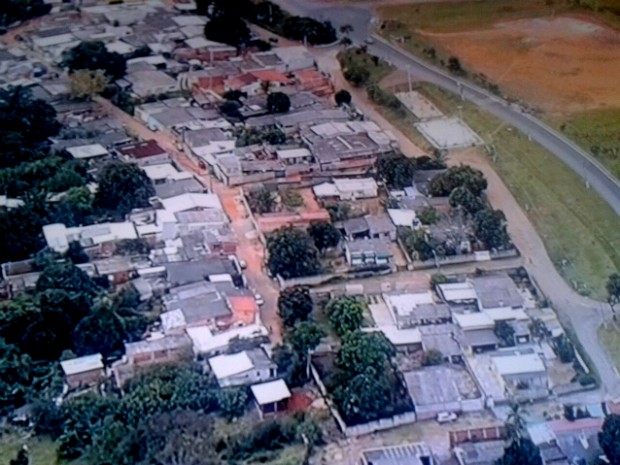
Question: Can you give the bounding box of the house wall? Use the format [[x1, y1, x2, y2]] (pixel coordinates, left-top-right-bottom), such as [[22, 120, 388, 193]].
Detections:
[[128, 347, 190, 366], [65, 368, 104, 389], [218, 366, 276, 388]]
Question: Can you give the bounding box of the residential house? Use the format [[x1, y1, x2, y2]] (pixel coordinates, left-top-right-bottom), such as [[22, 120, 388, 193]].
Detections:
[[453, 312, 499, 354], [183, 127, 235, 167], [123, 333, 192, 366], [345, 238, 393, 267], [123, 69, 179, 98], [313, 177, 378, 201], [275, 148, 313, 165], [420, 324, 462, 364], [93, 256, 135, 285], [365, 213, 397, 241], [208, 348, 277, 388], [492, 350, 549, 399], [43, 222, 138, 254], [273, 46, 315, 71], [437, 281, 478, 306], [66, 143, 110, 160], [186, 324, 269, 356], [161, 281, 232, 332], [117, 140, 171, 166], [142, 163, 194, 185], [472, 274, 525, 313], [360, 443, 434, 465], [250, 379, 291, 419], [383, 291, 452, 328], [1, 259, 41, 293], [60, 354, 105, 390], [343, 217, 370, 241]]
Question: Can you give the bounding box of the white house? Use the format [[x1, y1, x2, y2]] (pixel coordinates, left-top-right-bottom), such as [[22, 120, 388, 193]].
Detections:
[[208, 349, 277, 388], [250, 379, 291, 418], [313, 177, 378, 201], [43, 222, 138, 253]]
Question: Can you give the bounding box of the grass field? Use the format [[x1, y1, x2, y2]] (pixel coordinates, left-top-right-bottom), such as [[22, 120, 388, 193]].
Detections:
[[599, 324, 620, 370], [0, 433, 86, 465], [551, 109, 620, 179], [408, 83, 620, 299]]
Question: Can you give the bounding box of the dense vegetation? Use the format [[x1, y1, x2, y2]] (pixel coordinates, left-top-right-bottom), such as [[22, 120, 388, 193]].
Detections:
[[0, 0, 51, 28]]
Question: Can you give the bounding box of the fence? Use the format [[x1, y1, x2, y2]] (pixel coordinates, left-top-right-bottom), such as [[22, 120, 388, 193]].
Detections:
[[411, 248, 519, 270]]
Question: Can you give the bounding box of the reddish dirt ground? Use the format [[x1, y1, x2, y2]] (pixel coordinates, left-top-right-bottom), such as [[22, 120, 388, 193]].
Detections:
[[422, 15, 620, 113]]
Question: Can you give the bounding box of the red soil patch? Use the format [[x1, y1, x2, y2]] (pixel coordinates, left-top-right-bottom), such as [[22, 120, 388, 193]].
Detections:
[[423, 15, 620, 113]]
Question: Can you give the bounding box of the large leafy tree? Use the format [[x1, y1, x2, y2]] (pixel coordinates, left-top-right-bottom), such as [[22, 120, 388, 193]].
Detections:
[[36, 262, 99, 296], [335, 89, 352, 106], [496, 438, 542, 465], [282, 17, 336, 45], [272, 344, 307, 388], [327, 296, 365, 337], [307, 221, 341, 253], [0, 203, 48, 263], [266, 227, 321, 279], [474, 208, 511, 249], [248, 188, 276, 214], [449, 186, 485, 215], [278, 286, 313, 327], [0, 338, 33, 414], [376, 152, 416, 189], [607, 273, 620, 314], [72, 301, 126, 358], [267, 92, 291, 113], [62, 41, 127, 80], [121, 365, 218, 425], [600, 414, 620, 465], [430, 165, 487, 197], [0, 87, 60, 168], [335, 331, 394, 375], [204, 14, 251, 48], [285, 321, 325, 354], [0, 0, 51, 27], [95, 162, 155, 217]]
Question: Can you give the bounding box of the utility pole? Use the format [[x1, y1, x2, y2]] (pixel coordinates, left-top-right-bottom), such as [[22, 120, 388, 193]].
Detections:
[[407, 67, 412, 95]]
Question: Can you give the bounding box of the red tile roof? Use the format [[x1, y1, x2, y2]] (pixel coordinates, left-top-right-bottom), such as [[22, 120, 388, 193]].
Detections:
[[117, 140, 167, 159]]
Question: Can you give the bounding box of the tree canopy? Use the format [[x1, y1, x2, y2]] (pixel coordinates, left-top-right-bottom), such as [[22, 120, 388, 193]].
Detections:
[[307, 221, 341, 253], [62, 41, 127, 80], [496, 438, 543, 465], [474, 208, 511, 249], [327, 296, 365, 337], [0, 0, 51, 27], [449, 185, 485, 215], [95, 162, 155, 217], [0, 87, 60, 169], [278, 286, 313, 327], [607, 273, 620, 313], [600, 414, 620, 465], [267, 92, 291, 113], [281, 17, 337, 45], [266, 227, 322, 279], [430, 165, 487, 197], [376, 153, 416, 189], [335, 89, 352, 106], [204, 14, 251, 48]]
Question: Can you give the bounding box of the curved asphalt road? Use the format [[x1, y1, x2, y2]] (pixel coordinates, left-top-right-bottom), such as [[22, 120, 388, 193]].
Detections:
[[275, 0, 620, 216]]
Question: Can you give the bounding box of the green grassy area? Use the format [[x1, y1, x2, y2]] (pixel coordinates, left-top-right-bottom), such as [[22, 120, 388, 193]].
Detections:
[[599, 324, 620, 370], [0, 433, 86, 465], [411, 84, 620, 299], [337, 47, 393, 85], [550, 109, 620, 179]]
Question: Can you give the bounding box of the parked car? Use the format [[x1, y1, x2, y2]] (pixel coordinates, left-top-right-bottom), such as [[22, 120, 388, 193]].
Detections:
[[254, 293, 264, 306], [436, 412, 458, 423], [239, 259, 247, 270]]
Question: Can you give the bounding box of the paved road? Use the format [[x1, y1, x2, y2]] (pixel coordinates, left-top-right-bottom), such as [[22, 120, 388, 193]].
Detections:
[[275, 0, 620, 216]]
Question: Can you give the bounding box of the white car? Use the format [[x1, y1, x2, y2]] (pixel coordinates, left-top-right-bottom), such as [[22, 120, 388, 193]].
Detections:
[[436, 412, 458, 424], [254, 293, 264, 306], [239, 259, 247, 270]]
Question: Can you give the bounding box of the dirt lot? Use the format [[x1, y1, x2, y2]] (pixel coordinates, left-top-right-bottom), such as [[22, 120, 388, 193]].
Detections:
[[421, 15, 620, 113]]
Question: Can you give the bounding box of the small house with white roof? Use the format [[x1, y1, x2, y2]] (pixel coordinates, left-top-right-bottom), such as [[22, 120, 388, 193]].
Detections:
[[208, 348, 277, 388], [60, 354, 104, 389], [250, 379, 291, 418]]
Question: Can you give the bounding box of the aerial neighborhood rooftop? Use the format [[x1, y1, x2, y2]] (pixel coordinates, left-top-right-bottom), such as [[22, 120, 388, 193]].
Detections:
[[0, 0, 619, 464]]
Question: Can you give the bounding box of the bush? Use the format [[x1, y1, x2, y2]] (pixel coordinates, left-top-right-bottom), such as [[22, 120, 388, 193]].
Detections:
[[343, 65, 370, 87], [335, 89, 352, 106]]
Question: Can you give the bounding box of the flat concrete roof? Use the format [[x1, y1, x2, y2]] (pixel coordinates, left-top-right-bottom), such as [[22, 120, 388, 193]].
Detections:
[[415, 117, 483, 150]]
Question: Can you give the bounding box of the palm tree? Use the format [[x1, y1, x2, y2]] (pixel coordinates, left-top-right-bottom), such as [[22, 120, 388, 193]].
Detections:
[[506, 403, 527, 443]]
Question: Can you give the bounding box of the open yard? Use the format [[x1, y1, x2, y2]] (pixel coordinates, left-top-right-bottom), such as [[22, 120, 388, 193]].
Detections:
[[599, 324, 620, 371], [0, 432, 87, 465], [414, 83, 620, 299]]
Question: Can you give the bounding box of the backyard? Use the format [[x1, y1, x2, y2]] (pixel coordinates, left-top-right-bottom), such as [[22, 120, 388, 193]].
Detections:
[[0, 432, 87, 465]]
